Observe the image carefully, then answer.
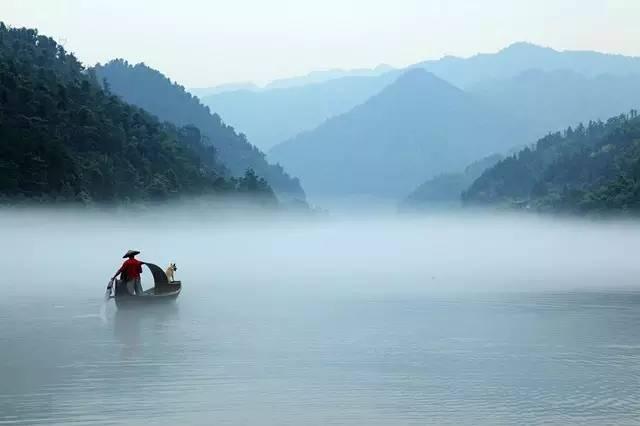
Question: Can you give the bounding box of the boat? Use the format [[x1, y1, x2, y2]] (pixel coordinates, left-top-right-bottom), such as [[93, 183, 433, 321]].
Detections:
[[111, 262, 181, 308]]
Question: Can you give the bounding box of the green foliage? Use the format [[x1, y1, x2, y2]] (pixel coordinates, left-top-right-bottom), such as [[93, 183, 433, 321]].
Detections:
[[0, 24, 277, 205], [463, 111, 640, 214], [93, 60, 305, 200], [234, 168, 278, 206]]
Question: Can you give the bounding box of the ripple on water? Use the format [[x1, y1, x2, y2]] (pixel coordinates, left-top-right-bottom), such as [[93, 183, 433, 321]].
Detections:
[[1, 291, 640, 425]]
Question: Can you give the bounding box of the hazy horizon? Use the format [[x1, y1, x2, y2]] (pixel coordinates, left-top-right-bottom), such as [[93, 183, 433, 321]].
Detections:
[[3, 0, 640, 88]]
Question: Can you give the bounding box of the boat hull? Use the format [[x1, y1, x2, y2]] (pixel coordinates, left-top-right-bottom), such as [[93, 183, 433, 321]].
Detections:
[[113, 281, 182, 309]]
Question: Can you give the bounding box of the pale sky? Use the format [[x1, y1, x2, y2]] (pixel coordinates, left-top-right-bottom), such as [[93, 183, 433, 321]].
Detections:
[[3, 0, 640, 87]]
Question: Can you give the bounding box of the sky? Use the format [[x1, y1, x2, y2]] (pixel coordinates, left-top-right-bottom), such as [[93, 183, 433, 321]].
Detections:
[[3, 0, 640, 88]]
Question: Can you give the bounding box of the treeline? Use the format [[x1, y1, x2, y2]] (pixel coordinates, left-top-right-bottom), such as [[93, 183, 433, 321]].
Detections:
[[463, 111, 640, 214], [0, 24, 276, 205]]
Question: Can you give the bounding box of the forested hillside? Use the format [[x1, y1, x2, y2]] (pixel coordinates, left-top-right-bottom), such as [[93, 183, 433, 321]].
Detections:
[[269, 69, 526, 199], [0, 24, 275, 205], [463, 111, 640, 213], [94, 60, 305, 200]]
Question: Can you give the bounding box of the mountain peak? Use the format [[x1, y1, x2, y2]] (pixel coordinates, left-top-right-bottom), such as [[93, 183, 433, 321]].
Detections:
[[394, 68, 448, 86], [499, 42, 555, 54], [396, 67, 430, 80], [269, 61, 518, 199], [388, 68, 461, 97]]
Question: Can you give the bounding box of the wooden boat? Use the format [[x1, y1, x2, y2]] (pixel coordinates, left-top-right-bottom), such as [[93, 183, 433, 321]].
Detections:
[[112, 263, 181, 309]]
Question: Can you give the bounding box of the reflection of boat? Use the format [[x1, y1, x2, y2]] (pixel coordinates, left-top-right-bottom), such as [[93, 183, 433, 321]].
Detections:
[[113, 300, 179, 357], [112, 263, 181, 309]]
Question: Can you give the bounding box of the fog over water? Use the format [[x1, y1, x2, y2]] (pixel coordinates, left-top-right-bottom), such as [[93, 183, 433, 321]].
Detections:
[[2, 207, 640, 425], [5, 207, 639, 296]]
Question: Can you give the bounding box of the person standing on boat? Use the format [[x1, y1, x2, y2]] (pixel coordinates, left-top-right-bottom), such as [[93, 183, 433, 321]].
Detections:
[[112, 250, 145, 295]]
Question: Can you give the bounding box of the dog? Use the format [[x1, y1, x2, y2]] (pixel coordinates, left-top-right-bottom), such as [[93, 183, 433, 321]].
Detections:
[[165, 262, 177, 283]]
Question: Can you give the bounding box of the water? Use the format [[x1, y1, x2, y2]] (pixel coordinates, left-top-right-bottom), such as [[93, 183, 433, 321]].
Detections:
[[2, 209, 640, 425]]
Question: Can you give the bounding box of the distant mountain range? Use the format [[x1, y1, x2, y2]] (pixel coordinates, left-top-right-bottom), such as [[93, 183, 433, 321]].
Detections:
[[269, 69, 526, 199], [198, 42, 640, 155], [262, 43, 640, 202], [192, 64, 394, 96], [201, 71, 401, 150], [416, 42, 640, 88], [469, 69, 640, 140], [190, 82, 259, 98], [262, 64, 396, 90]]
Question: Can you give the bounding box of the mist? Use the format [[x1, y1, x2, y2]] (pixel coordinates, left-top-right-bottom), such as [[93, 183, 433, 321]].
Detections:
[[4, 207, 640, 299], [4, 207, 640, 424]]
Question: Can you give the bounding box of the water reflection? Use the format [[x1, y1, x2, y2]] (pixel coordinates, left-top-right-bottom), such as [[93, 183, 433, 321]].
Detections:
[[113, 304, 180, 359]]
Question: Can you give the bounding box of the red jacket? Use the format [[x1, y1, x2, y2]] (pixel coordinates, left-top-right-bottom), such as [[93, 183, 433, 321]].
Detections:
[[119, 258, 143, 280]]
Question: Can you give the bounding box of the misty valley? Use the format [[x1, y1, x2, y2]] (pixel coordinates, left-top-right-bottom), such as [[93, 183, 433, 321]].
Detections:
[[3, 5, 640, 425]]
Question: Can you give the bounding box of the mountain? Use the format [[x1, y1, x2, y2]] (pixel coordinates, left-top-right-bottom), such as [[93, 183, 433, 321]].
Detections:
[[269, 69, 527, 199], [463, 111, 640, 214], [0, 24, 275, 205], [400, 154, 503, 210], [192, 64, 394, 100], [200, 71, 401, 150], [469, 69, 640, 138], [416, 42, 640, 88], [93, 60, 305, 201], [190, 82, 259, 98], [200, 42, 640, 154], [264, 64, 395, 90]]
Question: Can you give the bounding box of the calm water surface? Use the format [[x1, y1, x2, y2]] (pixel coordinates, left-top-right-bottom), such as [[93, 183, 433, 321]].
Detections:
[[2, 211, 640, 425]]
